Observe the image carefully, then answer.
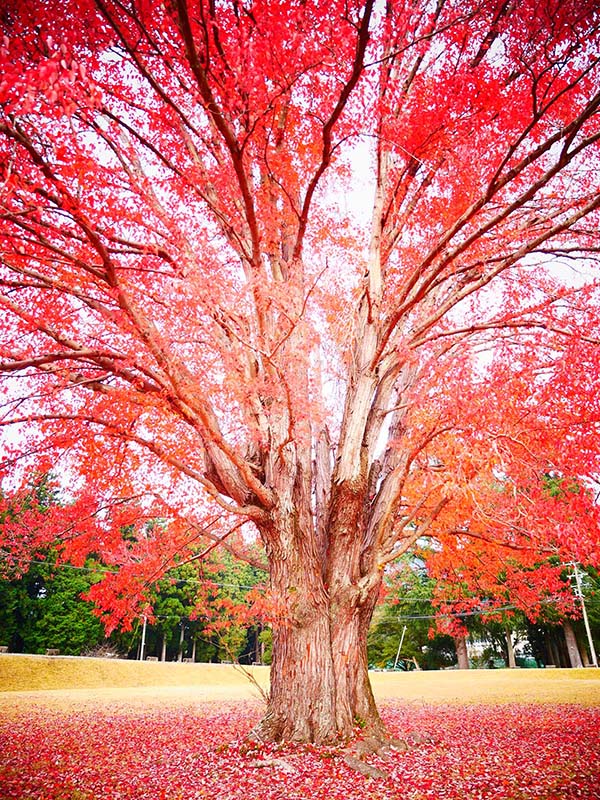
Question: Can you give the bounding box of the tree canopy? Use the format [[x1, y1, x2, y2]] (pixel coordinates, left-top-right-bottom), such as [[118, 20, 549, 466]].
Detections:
[[1, 0, 600, 744]]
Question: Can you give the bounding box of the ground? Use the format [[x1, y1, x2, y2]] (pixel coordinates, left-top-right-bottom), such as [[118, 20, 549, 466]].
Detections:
[[1, 656, 600, 799]]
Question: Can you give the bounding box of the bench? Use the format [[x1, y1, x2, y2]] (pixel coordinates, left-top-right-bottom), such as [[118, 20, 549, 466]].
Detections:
[[45, 648, 60, 656], [146, 656, 158, 661], [0, 646, 8, 653]]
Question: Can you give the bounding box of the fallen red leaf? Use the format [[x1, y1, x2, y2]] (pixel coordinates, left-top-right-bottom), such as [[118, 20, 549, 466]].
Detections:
[[1, 702, 599, 799]]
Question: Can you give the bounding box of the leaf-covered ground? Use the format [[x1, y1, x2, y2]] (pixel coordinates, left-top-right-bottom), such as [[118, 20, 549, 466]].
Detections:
[[2, 701, 600, 800]]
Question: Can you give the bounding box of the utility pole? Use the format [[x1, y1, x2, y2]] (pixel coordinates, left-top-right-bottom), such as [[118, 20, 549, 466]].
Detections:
[[393, 625, 408, 669], [139, 615, 147, 662], [178, 622, 185, 662], [572, 563, 598, 668]]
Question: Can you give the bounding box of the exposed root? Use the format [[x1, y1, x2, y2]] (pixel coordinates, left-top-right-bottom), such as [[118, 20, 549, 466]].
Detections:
[[341, 736, 393, 780], [340, 732, 428, 780], [247, 757, 298, 775], [342, 752, 388, 780], [405, 731, 435, 745], [352, 734, 410, 756], [243, 727, 432, 782]]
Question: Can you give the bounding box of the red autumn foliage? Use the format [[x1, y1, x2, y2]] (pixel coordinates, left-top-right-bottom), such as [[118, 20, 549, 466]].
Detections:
[[2, 0, 600, 741]]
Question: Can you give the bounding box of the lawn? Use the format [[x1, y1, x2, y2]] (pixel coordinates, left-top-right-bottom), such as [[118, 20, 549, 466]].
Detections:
[[2, 655, 600, 799]]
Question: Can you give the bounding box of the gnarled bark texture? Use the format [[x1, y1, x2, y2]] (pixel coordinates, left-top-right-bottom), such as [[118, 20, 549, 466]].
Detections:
[[253, 501, 386, 744]]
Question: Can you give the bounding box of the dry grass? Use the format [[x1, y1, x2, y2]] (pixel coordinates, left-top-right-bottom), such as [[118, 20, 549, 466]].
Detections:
[[0, 653, 268, 692], [0, 654, 269, 713], [370, 666, 600, 706], [1, 654, 599, 713]]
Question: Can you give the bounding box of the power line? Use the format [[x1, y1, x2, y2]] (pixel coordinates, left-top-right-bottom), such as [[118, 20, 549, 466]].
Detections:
[[0, 553, 494, 601], [397, 603, 519, 621], [0, 552, 261, 591], [0, 552, 583, 618], [396, 598, 562, 622]]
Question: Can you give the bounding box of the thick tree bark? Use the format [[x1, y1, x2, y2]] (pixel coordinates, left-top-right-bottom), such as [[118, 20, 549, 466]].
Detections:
[[505, 629, 517, 669], [253, 505, 385, 745], [563, 620, 583, 668], [329, 582, 386, 737], [253, 508, 340, 743], [455, 636, 470, 669], [256, 595, 384, 744], [260, 604, 339, 742]]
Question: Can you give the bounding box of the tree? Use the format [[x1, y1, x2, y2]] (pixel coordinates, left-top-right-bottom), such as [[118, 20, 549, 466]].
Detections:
[[137, 553, 267, 662], [0, 476, 113, 654], [0, 475, 133, 653], [524, 565, 600, 667], [367, 561, 456, 670], [194, 550, 268, 664], [152, 575, 193, 661], [0, 554, 107, 655], [1, 0, 600, 745]]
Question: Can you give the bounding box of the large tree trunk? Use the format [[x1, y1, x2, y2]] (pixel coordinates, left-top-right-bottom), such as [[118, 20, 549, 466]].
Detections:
[[253, 509, 340, 743], [329, 582, 385, 737], [253, 509, 384, 744], [505, 629, 517, 669], [455, 636, 470, 669], [563, 620, 583, 668], [256, 594, 383, 744], [261, 598, 339, 743]]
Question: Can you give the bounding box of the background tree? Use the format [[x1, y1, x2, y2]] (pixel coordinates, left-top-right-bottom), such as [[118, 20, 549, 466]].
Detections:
[[151, 574, 192, 661], [1, 0, 600, 746], [144, 552, 268, 663], [0, 475, 123, 654], [0, 554, 107, 655], [196, 551, 268, 664], [468, 612, 529, 668], [525, 566, 600, 667], [368, 562, 456, 670]]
